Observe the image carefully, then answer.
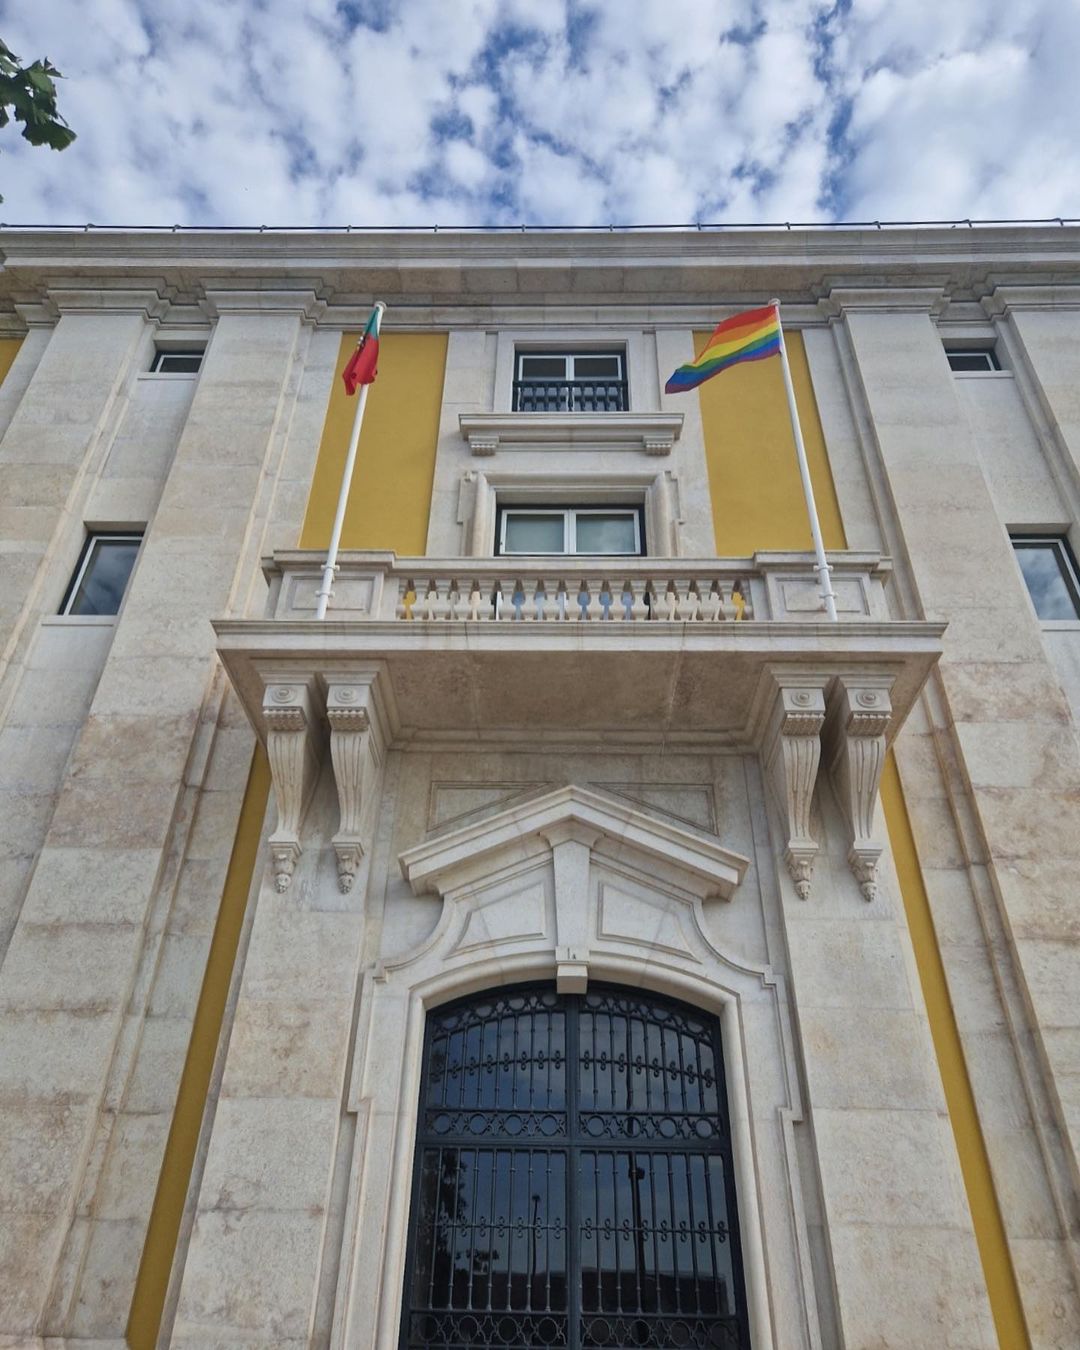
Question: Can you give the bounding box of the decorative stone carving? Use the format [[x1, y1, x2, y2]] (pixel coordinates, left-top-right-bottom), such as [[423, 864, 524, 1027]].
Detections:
[[467, 432, 499, 457], [262, 681, 320, 892], [762, 682, 827, 899], [826, 678, 893, 901], [327, 687, 372, 893]]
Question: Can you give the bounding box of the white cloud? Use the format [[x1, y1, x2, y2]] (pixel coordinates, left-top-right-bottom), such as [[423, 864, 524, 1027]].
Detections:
[[0, 0, 1076, 225]]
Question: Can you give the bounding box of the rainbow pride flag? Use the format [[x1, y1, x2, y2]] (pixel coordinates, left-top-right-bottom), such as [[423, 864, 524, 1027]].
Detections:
[[665, 303, 781, 393]]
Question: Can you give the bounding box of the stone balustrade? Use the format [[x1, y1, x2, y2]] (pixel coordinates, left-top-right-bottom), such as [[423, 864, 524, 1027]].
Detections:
[[263, 549, 894, 624]]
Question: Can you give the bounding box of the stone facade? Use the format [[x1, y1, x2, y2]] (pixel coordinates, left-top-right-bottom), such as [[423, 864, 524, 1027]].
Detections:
[[0, 226, 1078, 1349]]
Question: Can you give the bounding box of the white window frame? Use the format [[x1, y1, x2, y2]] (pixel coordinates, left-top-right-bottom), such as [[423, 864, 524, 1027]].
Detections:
[[497, 505, 644, 556], [515, 350, 626, 382], [149, 347, 205, 375], [59, 531, 143, 616]]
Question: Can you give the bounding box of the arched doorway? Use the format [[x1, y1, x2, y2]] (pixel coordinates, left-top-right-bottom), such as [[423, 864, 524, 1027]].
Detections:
[[400, 983, 751, 1349]]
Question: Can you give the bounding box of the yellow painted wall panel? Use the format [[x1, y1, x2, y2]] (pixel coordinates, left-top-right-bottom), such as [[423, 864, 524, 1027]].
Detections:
[[0, 336, 24, 388], [301, 331, 448, 552], [695, 329, 846, 553]]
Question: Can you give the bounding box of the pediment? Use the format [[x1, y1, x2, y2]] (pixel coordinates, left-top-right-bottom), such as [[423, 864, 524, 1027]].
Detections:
[[398, 784, 749, 901]]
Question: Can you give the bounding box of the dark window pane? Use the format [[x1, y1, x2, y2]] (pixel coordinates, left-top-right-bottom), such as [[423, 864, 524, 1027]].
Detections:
[[153, 350, 204, 373], [66, 537, 141, 616], [573, 356, 621, 378], [946, 349, 998, 372], [520, 356, 568, 378], [1014, 542, 1080, 619]]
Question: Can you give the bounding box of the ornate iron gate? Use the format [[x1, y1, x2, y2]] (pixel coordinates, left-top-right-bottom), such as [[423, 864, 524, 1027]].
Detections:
[[400, 984, 751, 1349]]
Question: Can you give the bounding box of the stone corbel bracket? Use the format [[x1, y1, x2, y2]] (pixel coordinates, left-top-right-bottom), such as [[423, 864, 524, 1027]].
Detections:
[[326, 684, 373, 894], [761, 680, 828, 899], [262, 679, 322, 893], [825, 677, 893, 901]]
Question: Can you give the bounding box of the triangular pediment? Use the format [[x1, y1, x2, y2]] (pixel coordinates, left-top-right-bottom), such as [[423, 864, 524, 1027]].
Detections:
[[399, 784, 749, 901]]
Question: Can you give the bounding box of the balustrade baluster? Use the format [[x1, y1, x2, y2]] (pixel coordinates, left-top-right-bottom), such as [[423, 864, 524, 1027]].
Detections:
[[445, 580, 461, 620], [682, 582, 702, 622], [588, 584, 607, 622], [398, 580, 417, 621], [467, 582, 483, 621], [701, 582, 723, 622]]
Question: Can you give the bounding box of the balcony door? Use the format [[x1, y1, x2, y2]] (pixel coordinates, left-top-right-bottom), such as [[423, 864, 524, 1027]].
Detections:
[[400, 984, 751, 1349]]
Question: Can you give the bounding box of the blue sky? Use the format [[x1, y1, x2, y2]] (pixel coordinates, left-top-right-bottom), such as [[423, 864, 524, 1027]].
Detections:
[[1, 0, 1078, 226]]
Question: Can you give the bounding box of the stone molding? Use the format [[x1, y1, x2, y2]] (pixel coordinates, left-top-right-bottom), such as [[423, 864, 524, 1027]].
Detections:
[[199, 287, 327, 323], [979, 283, 1080, 316], [459, 411, 684, 456], [261, 679, 322, 892], [760, 679, 828, 899], [817, 285, 949, 319], [399, 784, 749, 903], [825, 677, 894, 901]]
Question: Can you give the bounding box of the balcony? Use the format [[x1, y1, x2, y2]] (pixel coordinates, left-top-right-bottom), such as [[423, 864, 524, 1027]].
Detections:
[[215, 549, 943, 896], [215, 550, 943, 743]]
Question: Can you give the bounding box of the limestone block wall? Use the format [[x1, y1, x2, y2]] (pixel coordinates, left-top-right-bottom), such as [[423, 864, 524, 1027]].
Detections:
[[0, 295, 336, 1340], [824, 299, 1080, 1346], [0, 359, 198, 960]]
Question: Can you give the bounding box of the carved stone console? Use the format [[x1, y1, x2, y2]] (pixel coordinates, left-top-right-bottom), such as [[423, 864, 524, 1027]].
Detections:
[[326, 683, 373, 893], [261, 679, 321, 892], [825, 677, 893, 901], [760, 679, 828, 899]]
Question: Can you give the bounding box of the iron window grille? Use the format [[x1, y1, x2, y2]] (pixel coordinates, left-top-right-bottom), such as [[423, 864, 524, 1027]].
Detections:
[[400, 983, 752, 1350], [513, 351, 628, 412]]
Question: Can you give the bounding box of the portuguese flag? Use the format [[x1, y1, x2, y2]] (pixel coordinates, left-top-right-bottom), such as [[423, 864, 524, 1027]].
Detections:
[[342, 305, 382, 395]]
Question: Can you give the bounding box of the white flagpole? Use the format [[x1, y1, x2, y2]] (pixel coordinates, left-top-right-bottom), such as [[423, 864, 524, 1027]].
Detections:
[[771, 298, 838, 621], [315, 301, 386, 621]]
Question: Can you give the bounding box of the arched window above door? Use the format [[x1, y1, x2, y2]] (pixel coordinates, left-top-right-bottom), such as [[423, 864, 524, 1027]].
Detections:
[[400, 983, 752, 1350]]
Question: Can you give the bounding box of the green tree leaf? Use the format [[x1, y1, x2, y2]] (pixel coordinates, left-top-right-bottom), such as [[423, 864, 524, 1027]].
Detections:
[[0, 37, 77, 201]]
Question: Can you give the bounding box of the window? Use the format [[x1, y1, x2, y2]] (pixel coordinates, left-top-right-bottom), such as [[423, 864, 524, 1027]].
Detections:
[[945, 347, 1000, 373], [514, 350, 627, 412], [1012, 535, 1080, 620], [150, 348, 204, 374], [400, 984, 751, 1350], [60, 532, 142, 616], [498, 507, 644, 556]]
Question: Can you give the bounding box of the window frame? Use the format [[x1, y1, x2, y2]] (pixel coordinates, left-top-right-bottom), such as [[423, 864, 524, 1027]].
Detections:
[[59, 530, 144, 617], [944, 346, 1000, 373], [1010, 533, 1080, 621], [149, 347, 205, 375], [496, 504, 646, 557], [512, 346, 629, 413]]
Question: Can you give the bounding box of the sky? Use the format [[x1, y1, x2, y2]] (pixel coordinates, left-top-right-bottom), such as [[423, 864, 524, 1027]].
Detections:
[[1, 0, 1078, 228]]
